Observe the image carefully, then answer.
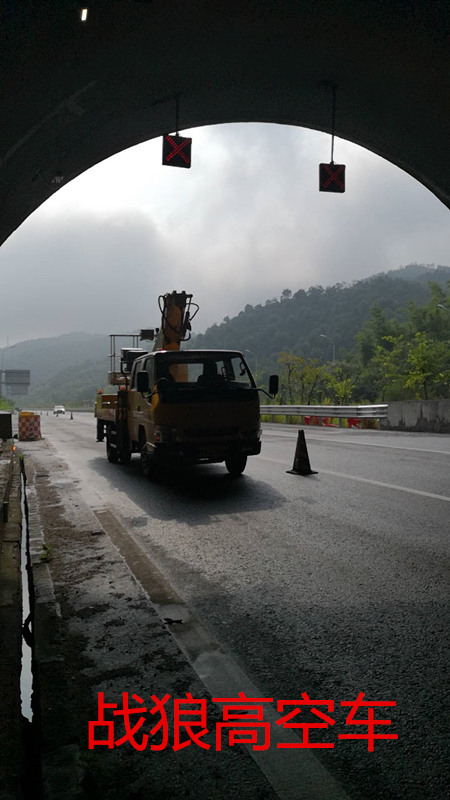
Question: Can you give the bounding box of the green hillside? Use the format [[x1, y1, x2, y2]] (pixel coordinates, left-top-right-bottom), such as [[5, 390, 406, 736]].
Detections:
[[383, 264, 450, 284], [1, 332, 111, 408], [191, 272, 447, 374], [22, 359, 110, 409], [0, 332, 109, 387], [3, 264, 449, 407]]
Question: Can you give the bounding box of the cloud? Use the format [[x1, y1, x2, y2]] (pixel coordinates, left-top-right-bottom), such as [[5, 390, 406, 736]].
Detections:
[[1, 211, 167, 340], [1, 123, 449, 345]]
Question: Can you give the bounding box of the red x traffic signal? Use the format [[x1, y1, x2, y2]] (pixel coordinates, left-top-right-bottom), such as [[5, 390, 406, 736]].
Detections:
[[162, 134, 192, 168], [319, 162, 345, 193]]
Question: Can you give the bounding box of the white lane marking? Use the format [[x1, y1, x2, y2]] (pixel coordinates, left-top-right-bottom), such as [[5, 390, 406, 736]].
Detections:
[[259, 456, 450, 502], [262, 429, 450, 456], [319, 469, 450, 502]]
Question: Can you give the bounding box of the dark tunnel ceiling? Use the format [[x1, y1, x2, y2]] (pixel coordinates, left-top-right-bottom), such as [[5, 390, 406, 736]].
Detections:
[[1, 0, 449, 247]]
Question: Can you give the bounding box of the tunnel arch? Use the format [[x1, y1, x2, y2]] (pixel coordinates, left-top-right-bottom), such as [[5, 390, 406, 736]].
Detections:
[[1, 0, 449, 247]]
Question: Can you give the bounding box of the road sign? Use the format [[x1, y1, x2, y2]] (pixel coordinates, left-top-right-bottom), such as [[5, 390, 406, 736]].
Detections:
[[7, 385, 29, 396], [319, 162, 345, 192], [2, 370, 30, 397], [162, 134, 192, 168], [4, 370, 30, 385]]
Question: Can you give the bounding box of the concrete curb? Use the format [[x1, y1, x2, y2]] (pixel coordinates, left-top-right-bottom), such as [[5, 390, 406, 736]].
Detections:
[[16, 437, 282, 800], [0, 445, 23, 799], [24, 459, 84, 799]]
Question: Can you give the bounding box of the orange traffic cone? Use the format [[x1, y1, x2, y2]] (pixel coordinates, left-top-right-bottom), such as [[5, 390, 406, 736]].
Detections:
[[287, 430, 318, 476]]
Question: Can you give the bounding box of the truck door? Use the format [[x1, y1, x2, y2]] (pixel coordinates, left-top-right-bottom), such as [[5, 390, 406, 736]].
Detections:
[[128, 357, 151, 440], [130, 356, 156, 444]]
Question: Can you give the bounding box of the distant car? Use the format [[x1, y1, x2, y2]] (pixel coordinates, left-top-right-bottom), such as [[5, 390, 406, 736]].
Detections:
[[53, 405, 66, 415]]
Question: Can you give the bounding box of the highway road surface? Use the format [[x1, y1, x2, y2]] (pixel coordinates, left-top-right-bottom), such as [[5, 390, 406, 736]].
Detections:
[[27, 414, 450, 799]]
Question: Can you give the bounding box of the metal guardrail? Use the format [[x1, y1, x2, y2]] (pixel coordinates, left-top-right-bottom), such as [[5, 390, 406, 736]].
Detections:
[[38, 405, 388, 419], [35, 405, 389, 419], [260, 404, 388, 419]]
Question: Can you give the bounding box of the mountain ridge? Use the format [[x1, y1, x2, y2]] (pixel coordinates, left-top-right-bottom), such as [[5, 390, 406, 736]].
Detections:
[[2, 264, 449, 406]]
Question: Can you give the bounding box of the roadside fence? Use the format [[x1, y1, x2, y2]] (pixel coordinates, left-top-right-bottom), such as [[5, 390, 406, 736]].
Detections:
[[260, 404, 388, 428]]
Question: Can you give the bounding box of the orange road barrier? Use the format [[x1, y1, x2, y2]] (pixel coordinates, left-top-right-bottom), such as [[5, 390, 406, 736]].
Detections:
[[18, 411, 41, 441]]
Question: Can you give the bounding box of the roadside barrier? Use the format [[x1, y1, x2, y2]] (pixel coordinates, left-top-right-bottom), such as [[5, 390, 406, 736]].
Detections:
[[303, 415, 337, 427], [18, 411, 41, 441], [260, 404, 387, 426]]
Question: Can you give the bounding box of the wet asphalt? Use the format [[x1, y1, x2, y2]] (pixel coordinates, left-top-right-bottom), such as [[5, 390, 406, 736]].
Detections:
[[32, 414, 450, 800]]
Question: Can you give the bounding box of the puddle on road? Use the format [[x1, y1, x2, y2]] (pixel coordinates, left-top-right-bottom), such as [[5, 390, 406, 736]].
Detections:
[[20, 472, 33, 722], [52, 478, 75, 487]]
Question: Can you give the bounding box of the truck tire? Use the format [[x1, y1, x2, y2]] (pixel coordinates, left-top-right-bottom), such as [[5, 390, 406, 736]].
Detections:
[[96, 420, 104, 442], [225, 454, 247, 477], [106, 437, 119, 464], [139, 433, 156, 479], [119, 448, 132, 465]]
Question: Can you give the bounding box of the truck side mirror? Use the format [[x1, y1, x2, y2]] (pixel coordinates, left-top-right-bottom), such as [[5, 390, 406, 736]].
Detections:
[[268, 375, 279, 397], [136, 371, 150, 394]]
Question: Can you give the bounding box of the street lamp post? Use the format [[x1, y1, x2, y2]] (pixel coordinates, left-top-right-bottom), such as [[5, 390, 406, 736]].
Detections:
[[0, 344, 16, 398], [319, 334, 336, 364], [245, 349, 258, 376], [437, 304, 449, 313], [0, 349, 4, 398]]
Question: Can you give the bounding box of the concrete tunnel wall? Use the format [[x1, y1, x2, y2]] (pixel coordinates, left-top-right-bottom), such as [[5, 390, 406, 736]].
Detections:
[[1, 1, 450, 247]]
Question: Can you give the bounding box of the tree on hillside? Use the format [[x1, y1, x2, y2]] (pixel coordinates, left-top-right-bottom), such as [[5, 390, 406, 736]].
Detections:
[[371, 336, 409, 401], [0, 396, 13, 411], [278, 352, 324, 404], [356, 303, 401, 366], [323, 362, 357, 404], [404, 332, 450, 399], [406, 281, 450, 340], [370, 329, 450, 401], [326, 377, 355, 404]]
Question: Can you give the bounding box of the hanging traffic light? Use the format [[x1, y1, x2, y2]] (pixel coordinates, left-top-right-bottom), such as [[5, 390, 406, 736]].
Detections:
[[319, 163, 345, 192], [162, 134, 192, 168]]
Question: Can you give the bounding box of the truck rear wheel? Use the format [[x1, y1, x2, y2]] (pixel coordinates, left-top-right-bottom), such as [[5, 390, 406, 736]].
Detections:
[[225, 454, 247, 477], [140, 447, 151, 477], [106, 437, 119, 463], [96, 420, 105, 442], [119, 448, 132, 465]]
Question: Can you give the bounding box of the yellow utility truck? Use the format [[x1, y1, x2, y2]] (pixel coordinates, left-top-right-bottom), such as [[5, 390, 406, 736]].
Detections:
[[95, 291, 278, 477]]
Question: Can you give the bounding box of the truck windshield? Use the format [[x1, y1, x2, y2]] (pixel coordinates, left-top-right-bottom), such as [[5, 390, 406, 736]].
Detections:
[[155, 354, 255, 389]]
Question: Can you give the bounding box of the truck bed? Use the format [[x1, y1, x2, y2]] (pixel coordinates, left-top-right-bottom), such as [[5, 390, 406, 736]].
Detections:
[[94, 394, 118, 423]]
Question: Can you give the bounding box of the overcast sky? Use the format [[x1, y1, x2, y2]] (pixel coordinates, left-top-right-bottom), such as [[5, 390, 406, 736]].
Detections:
[[1, 122, 449, 347]]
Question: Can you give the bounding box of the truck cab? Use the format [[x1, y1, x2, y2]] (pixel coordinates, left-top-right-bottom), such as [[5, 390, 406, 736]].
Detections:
[[127, 349, 262, 476], [94, 291, 278, 477]]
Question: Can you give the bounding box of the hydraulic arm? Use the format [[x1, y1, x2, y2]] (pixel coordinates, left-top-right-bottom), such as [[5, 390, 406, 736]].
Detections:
[[152, 291, 199, 351]]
